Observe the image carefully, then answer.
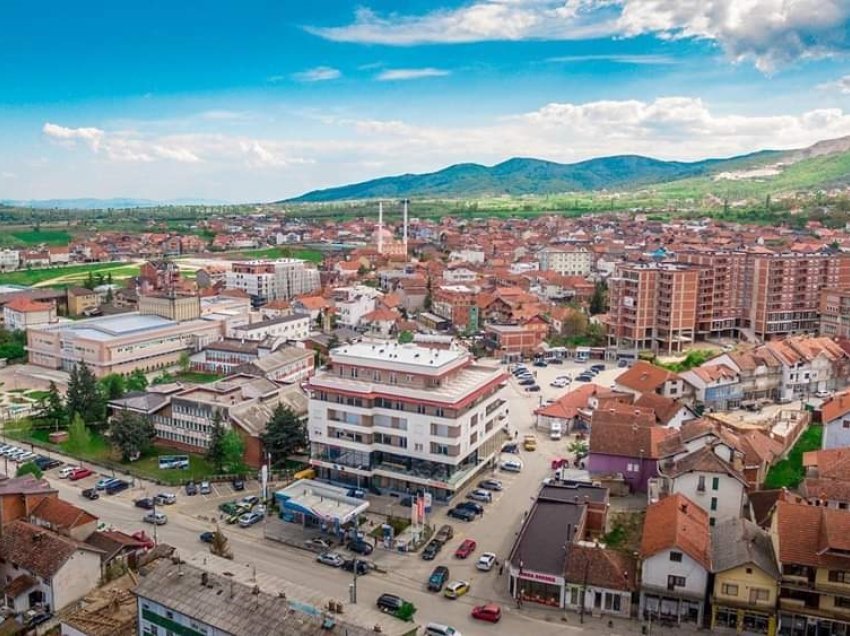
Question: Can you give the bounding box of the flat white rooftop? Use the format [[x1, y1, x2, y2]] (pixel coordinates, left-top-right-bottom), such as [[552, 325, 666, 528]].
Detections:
[[332, 341, 466, 374]]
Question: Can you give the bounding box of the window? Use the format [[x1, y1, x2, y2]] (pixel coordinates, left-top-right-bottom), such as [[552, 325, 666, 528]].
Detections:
[[749, 588, 770, 603], [721, 583, 739, 596], [710, 497, 718, 511], [669, 551, 683, 563], [712, 477, 720, 490], [697, 475, 706, 492], [667, 575, 686, 590], [836, 596, 850, 609], [603, 593, 621, 612], [829, 570, 850, 583], [709, 517, 716, 527]]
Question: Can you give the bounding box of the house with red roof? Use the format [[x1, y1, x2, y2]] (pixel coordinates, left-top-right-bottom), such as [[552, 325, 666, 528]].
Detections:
[[3, 297, 57, 332], [639, 494, 711, 626]]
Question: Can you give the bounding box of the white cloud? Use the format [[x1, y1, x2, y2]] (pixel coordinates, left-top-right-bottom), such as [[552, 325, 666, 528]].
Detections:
[[307, 0, 850, 71], [42, 122, 104, 150], [291, 66, 342, 82], [375, 68, 451, 81], [819, 74, 850, 94]]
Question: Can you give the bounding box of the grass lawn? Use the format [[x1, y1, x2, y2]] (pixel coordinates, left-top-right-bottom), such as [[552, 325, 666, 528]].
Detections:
[[23, 390, 50, 401], [8, 426, 217, 485], [154, 370, 223, 385], [764, 425, 823, 489], [6, 229, 71, 246], [222, 246, 324, 263], [0, 262, 137, 287]]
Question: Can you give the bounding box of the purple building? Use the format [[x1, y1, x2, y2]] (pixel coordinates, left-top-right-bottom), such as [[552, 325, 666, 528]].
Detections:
[[588, 415, 682, 493]]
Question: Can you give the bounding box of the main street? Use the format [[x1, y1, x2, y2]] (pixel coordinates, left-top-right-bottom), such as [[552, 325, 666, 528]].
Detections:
[[39, 358, 640, 635]]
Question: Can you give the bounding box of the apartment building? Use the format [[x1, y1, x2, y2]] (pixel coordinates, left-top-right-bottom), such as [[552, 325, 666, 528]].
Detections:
[[225, 259, 320, 305], [820, 288, 850, 338], [432, 284, 480, 331], [538, 246, 592, 276], [677, 249, 748, 337], [749, 251, 850, 339], [138, 293, 201, 321], [606, 262, 704, 354], [307, 342, 509, 501]]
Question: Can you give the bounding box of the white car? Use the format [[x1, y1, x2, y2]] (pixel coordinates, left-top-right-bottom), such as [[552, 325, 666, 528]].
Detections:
[[476, 552, 497, 571], [550, 378, 569, 388], [500, 459, 523, 473], [466, 489, 493, 503], [815, 390, 832, 399], [59, 466, 80, 479]]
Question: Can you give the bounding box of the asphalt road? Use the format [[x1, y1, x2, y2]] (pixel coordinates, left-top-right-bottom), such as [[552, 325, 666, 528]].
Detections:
[[33, 357, 630, 635]]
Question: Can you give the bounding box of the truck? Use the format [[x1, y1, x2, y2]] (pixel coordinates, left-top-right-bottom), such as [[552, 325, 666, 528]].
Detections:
[[549, 421, 563, 441]]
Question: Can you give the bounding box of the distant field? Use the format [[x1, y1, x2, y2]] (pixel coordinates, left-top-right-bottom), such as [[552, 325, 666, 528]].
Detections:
[[0, 229, 72, 247], [0, 262, 139, 287]]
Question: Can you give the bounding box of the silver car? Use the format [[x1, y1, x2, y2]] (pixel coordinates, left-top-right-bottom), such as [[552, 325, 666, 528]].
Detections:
[[316, 552, 345, 567]]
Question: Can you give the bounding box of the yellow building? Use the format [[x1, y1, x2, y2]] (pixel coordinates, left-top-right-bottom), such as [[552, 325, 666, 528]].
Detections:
[[711, 517, 779, 635], [67, 286, 99, 317]]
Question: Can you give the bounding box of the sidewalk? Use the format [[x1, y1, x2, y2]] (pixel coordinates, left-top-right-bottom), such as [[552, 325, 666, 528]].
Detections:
[[514, 603, 705, 635]]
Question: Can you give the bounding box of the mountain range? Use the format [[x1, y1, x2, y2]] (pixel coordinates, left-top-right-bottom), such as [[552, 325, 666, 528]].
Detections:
[[0, 197, 229, 210], [287, 136, 850, 203]]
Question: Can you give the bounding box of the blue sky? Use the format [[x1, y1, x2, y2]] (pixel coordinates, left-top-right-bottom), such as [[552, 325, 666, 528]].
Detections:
[[2, 0, 850, 202]]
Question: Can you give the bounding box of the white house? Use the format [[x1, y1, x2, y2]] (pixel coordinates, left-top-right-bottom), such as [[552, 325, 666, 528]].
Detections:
[[0, 250, 20, 271], [658, 446, 748, 525], [230, 314, 310, 342], [331, 285, 383, 328], [639, 494, 711, 627], [3, 297, 56, 332], [680, 364, 742, 412], [443, 267, 478, 283], [0, 521, 102, 617]]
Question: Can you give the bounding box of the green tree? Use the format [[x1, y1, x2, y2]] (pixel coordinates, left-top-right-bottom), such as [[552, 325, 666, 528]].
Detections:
[[326, 334, 340, 351], [568, 440, 589, 457], [39, 381, 66, 430], [105, 287, 113, 304], [66, 362, 106, 426], [221, 429, 246, 473], [209, 527, 233, 559], [106, 271, 113, 285], [178, 351, 191, 374], [126, 369, 149, 392], [109, 409, 156, 461], [206, 411, 227, 472], [261, 404, 306, 467], [66, 413, 92, 455], [397, 330, 414, 344], [589, 281, 608, 315], [84, 271, 95, 290], [99, 373, 126, 400], [16, 461, 43, 479]]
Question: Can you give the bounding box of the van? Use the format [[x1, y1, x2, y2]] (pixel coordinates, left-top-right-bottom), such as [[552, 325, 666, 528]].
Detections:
[[550, 422, 563, 441], [424, 623, 461, 636], [427, 566, 450, 592]]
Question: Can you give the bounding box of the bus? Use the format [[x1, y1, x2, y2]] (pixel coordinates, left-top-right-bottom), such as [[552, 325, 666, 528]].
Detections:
[[158, 455, 189, 470]]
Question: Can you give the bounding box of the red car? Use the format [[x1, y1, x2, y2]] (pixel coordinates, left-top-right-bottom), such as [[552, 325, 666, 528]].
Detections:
[[69, 467, 93, 481], [551, 457, 569, 470], [472, 604, 502, 623], [454, 538, 477, 559], [131, 530, 155, 551]]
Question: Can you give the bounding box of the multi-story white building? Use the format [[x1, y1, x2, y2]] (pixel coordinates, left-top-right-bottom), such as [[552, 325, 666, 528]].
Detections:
[[331, 285, 382, 328], [230, 313, 310, 342], [225, 259, 320, 305], [307, 342, 509, 502], [0, 250, 20, 272], [538, 246, 592, 276]]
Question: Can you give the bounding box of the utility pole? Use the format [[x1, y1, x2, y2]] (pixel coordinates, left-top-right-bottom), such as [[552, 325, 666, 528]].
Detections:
[[350, 512, 359, 604], [152, 497, 158, 545]]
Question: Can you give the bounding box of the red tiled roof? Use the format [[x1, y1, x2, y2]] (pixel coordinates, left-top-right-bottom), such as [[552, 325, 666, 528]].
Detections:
[[820, 390, 850, 424], [775, 500, 850, 568], [4, 297, 52, 313], [564, 545, 637, 591], [640, 494, 710, 569], [616, 361, 679, 394], [30, 496, 98, 530]]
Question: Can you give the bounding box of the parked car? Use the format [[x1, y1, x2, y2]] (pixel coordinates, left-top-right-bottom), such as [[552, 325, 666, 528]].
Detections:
[[476, 552, 497, 571], [240, 495, 260, 508], [500, 443, 519, 454], [35, 457, 62, 470], [16, 452, 36, 463], [304, 537, 333, 552], [443, 580, 470, 599], [427, 565, 450, 592], [815, 390, 832, 399], [134, 497, 155, 510], [131, 530, 155, 550], [590, 363, 606, 372], [316, 552, 345, 568], [424, 623, 462, 636], [95, 477, 117, 491], [454, 539, 477, 559], [435, 524, 454, 543], [550, 378, 569, 388], [347, 488, 366, 499], [447, 507, 476, 522], [143, 512, 168, 525], [231, 478, 245, 491], [500, 459, 522, 473], [238, 511, 264, 527], [199, 481, 212, 495], [618, 358, 630, 368], [471, 604, 502, 623], [549, 358, 563, 365], [155, 492, 177, 505], [525, 384, 541, 392], [185, 482, 198, 496], [69, 467, 93, 481], [466, 489, 493, 503], [59, 465, 80, 479], [523, 435, 537, 451], [575, 373, 593, 382], [422, 541, 442, 561], [532, 360, 548, 367], [200, 531, 215, 543], [478, 479, 503, 491], [348, 540, 374, 555], [105, 480, 129, 495], [376, 593, 405, 614], [81, 488, 99, 500], [342, 558, 370, 575], [517, 378, 535, 386]]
